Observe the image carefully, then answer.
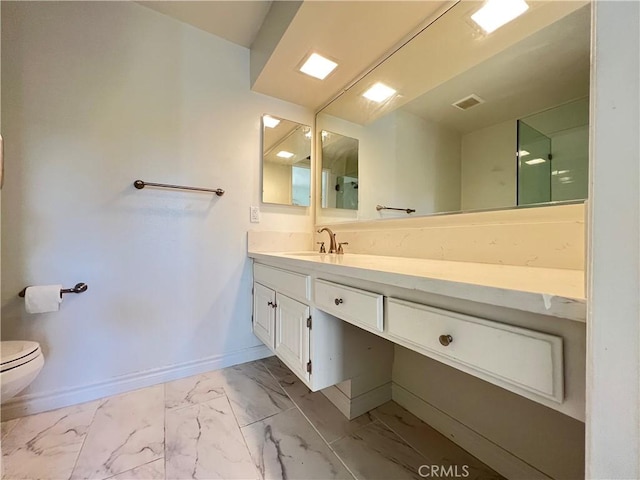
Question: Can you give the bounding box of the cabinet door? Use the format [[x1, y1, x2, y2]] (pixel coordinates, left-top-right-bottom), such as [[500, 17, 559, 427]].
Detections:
[[275, 294, 310, 382], [253, 283, 276, 350]]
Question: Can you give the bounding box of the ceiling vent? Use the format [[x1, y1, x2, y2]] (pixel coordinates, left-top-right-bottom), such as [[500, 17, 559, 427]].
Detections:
[[452, 94, 485, 111]]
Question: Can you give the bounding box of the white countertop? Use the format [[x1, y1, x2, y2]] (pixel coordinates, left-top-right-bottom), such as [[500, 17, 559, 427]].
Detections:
[[248, 251, 586, 322]]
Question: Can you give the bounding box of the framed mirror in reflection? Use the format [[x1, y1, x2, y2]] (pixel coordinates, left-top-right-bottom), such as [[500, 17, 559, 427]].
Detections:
[[317, 1, 590, 222], [320, 130, 359, 210], [262, 115, 312, 206]]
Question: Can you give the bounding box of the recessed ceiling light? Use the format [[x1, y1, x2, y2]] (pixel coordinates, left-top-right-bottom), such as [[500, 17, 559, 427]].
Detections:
[[518, 150, 530, 157], [362, 82, 397, 103], [471, 0, 529, 34], [263, 115, 280, 128], [525, 158, 546, 165], [277, 151, 295, 159], [299, 53, 338, 80]]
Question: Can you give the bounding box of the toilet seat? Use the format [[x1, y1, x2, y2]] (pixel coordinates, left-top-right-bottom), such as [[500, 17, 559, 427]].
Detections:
[[1, 341, 41, 373]]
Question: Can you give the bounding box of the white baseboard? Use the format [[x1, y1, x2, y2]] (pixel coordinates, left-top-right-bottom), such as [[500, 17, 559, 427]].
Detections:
[[321, 384, 351, 418], [392, 384, 551, 480], [351, 382, 392, 418], [1, 344, 272, 421], [322, 382, 392, 420]]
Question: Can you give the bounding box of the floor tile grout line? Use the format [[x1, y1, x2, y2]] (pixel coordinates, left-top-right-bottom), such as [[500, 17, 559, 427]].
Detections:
[[0, 418, 21, 442], [231, 390, 267, 480], [327, 413, 377, 447], [285, 394, 359, 480], [163, 382, 167, 480], [102, 457, 163, 480], [164, 391, 226, 412], [368, 413, 433, 465], [259, 358, 359, 479], [239, 405, 297, 429], [375, 397, 512, 477], [261, 358, 445, 479], [371, 408, 505, 477], [260, 358, 298, 400], [0, 419, 23, 455], [69, 398, 105, 479]]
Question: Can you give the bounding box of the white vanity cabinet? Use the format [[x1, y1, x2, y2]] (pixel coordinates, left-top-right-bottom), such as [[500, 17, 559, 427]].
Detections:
[[274, 294, 311, 382], [315, 279, 384, 332], [249, 251, 584, 419], [253, 262, 390, 392], [252, 283, 277, 349], [253, 264, 311, 378], [386, 298, 564, 403], [253, 282, 311, 381]]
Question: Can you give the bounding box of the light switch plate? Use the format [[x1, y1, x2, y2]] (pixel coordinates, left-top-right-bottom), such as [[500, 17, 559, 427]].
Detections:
[[250, 206, 260, 223]]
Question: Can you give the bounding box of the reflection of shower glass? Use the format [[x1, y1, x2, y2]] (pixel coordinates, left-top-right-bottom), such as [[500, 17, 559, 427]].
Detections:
[[336, 176, 359, 209], [291, 166, 311, 206], [517, 97, 589, 206], [518, 121, 551, 205]]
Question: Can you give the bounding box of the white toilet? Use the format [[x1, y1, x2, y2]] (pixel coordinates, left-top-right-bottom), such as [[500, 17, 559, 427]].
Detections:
[[1, 341, 45, 403]]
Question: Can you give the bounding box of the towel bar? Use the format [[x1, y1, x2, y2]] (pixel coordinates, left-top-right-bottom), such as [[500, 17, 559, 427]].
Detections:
[[133, 180, 224, 196]]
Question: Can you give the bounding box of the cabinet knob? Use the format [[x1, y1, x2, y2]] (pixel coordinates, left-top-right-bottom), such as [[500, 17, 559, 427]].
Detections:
[[267, 301, 277, 308], [439, 334, 453, 346], [334, 298, 343, 306]]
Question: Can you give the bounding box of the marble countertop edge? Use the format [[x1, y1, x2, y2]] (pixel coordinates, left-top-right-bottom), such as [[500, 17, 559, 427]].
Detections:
[[248, 251, 586, 323]]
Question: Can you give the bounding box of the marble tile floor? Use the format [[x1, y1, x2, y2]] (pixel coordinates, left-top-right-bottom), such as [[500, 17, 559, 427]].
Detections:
[[0, 357, 503, 480]]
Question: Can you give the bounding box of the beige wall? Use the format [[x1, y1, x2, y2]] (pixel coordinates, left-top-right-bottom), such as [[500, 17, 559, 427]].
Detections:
[[263, 162, 292, 205], [1, 1, 312, 411], [394, 345, 585, 479], [393, 110, 461, 216], [317, 110, 462, 224], [461, 120, 517, 211]]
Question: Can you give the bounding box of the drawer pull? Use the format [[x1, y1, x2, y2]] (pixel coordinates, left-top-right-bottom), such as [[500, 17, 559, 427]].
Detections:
[[267, 301, 277, 309], [334, 298, 344, 306], [439, 334, 453, 346]]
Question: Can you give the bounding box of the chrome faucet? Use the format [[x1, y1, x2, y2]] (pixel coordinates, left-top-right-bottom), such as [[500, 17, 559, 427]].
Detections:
[[317, 227, 337, 254]]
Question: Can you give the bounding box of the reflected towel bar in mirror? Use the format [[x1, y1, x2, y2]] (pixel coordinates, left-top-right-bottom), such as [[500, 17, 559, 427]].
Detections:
[[376, 205, 415, 214], [133, 180, 225, 196], [18, 283, 88, 298]]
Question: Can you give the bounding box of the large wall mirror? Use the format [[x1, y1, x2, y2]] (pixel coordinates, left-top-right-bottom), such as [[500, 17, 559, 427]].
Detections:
[[317, 1, 590, 222], [320, 131, 359, 210], [262, 115, 312, 206]]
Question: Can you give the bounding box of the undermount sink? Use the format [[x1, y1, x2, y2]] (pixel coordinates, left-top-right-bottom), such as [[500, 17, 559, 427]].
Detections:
[[284, 251, 331, 257]]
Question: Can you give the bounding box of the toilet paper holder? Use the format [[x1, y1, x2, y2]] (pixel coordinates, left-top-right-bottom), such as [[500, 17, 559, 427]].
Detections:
[[18, 282, 88, 298]]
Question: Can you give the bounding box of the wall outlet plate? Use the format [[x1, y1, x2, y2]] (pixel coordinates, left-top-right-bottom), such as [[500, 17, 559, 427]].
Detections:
[[250, 206, 260, 223]]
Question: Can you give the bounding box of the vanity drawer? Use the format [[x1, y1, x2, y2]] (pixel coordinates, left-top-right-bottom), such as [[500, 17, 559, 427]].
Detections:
[[254, 263, 310, 301], [315, 279, 383, 332], [386, 298, 563, 402]]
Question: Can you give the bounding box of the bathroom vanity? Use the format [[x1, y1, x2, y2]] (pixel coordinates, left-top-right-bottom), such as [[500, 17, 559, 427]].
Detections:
[[249, 249, 586, 419]]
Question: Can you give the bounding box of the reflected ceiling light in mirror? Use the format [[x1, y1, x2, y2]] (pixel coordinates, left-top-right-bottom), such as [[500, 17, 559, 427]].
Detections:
[[362, 82, 397, 103], [518, 150, 530, 157], [299, 53, 338, 80], [263, 115, 280, 128], [525, 157, 546, 165], [471, 0, 529, 34], [276, 151, 295, 159]]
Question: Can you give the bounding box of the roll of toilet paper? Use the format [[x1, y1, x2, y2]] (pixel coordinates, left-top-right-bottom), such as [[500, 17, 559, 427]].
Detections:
[[24, 285, 62, 314]]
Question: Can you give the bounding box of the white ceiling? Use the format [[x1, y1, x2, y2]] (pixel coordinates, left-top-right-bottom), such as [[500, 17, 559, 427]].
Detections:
[[138, 1, 272, 48], [401, 4, 591, 134], [322, 0, 590, 125], [250, 1, 451, 110], [138, 0, 452, 111]]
